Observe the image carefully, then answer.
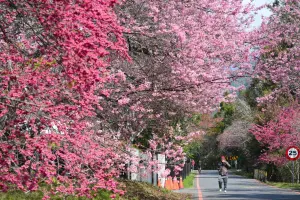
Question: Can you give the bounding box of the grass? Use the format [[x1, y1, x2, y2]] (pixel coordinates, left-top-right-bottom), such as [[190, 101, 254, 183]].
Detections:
[[119, 179, 191, 200], [0, 190, 43, 200], [0, 190, 114, 200], [183, 172, 196, 188], [0, 180, 192, 200], [267, 182, 300, 191]]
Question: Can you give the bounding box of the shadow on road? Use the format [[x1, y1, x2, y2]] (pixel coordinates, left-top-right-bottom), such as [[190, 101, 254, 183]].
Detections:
[[195, 170, 300, 200], [191, 193, 300, 200]]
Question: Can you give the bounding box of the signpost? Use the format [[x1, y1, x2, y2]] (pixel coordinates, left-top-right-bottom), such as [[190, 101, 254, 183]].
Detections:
[[225, 156, 239, 169], [285, 146, 300, 183]]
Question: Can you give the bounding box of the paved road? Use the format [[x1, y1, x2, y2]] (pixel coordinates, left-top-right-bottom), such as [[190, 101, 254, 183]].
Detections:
[[178, 170, 300, 200]]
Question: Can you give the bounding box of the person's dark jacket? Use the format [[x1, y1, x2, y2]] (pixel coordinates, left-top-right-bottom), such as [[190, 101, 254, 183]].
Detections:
[[217, 161, 231, 176]]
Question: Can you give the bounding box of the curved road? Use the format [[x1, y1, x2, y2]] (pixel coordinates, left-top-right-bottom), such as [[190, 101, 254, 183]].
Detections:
[[178, 170, 300, 200]]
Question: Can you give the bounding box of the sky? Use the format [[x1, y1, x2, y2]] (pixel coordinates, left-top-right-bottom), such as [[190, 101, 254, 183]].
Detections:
[[243, 0, 274, 28]]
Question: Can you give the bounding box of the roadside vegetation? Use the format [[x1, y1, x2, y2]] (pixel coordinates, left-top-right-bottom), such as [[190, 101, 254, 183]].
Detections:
[[0, 180, 191, 200], [267, 182, 300, 191], [119, 179, 191, 200], [183, 172, 196, 188]]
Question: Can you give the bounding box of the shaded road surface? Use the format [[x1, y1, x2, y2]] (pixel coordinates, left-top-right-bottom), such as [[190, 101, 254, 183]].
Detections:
[[177, 170, 300, 200]]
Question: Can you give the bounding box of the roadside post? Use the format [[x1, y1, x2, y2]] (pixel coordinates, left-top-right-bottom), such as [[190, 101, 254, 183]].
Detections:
[[285, 146, 300, 183]]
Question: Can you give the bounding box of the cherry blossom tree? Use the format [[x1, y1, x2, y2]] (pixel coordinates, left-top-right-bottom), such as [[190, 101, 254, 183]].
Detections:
[[99, 0, 259, 181], [103, 0, 259, 158], [254, 0, 300, 102], [113, 0, 257, 113], [0, 0, 129, 198], [0, 0, 261, 198], [250, 104, 300, 165]]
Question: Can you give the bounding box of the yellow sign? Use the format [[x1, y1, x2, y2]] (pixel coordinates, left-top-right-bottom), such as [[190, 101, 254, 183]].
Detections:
[[225, 156, 238, 161]]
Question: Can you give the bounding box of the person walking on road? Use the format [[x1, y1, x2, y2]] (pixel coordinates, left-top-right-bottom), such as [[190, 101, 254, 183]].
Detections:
[[217, 155, 231, 193], [191, 160, 195, 170], [198, 160, 202, 174]]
